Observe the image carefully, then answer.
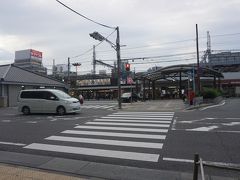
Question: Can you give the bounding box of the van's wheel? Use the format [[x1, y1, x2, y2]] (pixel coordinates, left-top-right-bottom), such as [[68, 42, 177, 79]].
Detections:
[[57, 106, 66, 116], [22, 106, 30, 115]]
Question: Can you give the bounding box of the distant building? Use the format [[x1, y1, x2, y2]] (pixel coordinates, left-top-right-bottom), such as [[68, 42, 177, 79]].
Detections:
[[14, 49, 47, 74], [52, 64, 76, 82], [209, 52, 240, 71], [53, 64, 68, 76]]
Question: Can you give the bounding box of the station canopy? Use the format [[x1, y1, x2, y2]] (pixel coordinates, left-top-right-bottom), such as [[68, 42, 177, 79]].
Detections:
[[135, 64, 224, 81]]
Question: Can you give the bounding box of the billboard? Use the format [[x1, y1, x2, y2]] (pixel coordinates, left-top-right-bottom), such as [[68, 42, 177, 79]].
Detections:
[[30, 49, 42, 59], [15, 49, 42, 61], [55, 64, 68, 73]]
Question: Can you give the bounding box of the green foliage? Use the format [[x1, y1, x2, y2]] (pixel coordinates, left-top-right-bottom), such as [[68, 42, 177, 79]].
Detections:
[[201, 88, 222, 99]]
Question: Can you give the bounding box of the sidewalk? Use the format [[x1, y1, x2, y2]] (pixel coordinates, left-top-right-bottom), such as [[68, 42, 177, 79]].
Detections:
[[120, 99, 186, 112], [0, 151, 238, 180], [0, 163, 95, 180]]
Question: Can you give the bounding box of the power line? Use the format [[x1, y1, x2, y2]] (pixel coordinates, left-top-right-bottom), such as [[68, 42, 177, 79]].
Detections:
[[122, 39, 196, 51], [95, 32, 240, 54], [212, 32, 240, 38], [95, 38, 196, 53], [95, 51, 199, 63], [56, 0, 115, 29], [121, 51, 199, 61], [131, 57, 196, 65]]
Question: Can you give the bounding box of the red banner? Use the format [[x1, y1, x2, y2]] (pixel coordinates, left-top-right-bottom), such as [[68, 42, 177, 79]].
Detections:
[[30, 49, 42, 58]]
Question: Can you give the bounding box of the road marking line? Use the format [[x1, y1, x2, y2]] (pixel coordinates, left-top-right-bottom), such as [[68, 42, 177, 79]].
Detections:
[[1, 120, 11, 122], [0, 141, 26, 146], [200, 101, 225, 111], [25, 121, 37, 124], [113, 112, 174, 115], [24, 143, 160, 162], [103, 116, 173, 120], [46, 136, 163, 149], [171, 118, 177, 130], [62, 130, 166, 139], [82, 105, 114, 109], [108, 114, 173, 117], [94, 119, 171, 124], [171, 129, 240, 133], [187, 126, 218, 131], [86, 122, 170, 128], [75, 125, 168, 133], [163, 157, 194, 163]]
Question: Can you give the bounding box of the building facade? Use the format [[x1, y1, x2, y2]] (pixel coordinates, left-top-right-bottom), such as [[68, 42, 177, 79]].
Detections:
[[14, 49, 47, 75]]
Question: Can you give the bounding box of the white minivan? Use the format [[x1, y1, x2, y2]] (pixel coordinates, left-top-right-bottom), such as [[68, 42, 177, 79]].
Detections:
[[18, 89, 81, 115]]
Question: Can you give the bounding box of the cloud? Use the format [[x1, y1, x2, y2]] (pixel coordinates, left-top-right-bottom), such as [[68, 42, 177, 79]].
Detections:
[[0, 0, 240, 72]]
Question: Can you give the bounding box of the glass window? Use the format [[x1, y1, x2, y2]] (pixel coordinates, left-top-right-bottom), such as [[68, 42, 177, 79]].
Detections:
[[43, 91, 57, 100]]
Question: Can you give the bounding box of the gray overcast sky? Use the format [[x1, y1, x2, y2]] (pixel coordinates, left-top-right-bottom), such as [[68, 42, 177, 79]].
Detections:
[[1, 0, 240, 73]]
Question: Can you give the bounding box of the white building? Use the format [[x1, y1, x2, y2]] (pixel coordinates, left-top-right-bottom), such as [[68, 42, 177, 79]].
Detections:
[[14, 49, 47, 74]]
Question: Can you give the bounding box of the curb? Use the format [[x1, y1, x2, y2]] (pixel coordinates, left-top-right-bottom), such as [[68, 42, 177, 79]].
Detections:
[[185, 98, 225, 110]]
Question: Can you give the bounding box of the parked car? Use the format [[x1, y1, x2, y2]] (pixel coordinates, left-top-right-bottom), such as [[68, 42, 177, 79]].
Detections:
[[121, 92, 139, 103], [18, 89, 81, 115]]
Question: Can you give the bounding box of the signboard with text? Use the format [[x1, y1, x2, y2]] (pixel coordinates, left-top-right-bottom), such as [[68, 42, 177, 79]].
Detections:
[[15, 49, 42, 62]]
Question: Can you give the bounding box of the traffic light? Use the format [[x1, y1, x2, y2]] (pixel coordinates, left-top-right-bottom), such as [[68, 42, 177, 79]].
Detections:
[[125, 63, 130, 71]]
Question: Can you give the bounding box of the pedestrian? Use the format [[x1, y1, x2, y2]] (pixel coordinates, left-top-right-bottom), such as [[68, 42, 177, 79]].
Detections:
[[79, 94, 84, 104], [182, 94, 186, 102]]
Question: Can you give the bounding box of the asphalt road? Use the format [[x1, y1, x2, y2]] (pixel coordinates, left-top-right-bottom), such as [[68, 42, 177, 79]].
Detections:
[[0, 99, 239, 178]]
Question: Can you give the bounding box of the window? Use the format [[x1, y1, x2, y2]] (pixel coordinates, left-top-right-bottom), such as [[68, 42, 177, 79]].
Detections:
[[43, 91, 57, 100], [20, 91, 45, 99]]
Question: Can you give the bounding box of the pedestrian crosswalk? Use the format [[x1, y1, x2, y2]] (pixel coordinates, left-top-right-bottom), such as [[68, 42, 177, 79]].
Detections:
[[81, 104, 116, 110], [24, 111, 174, 162]]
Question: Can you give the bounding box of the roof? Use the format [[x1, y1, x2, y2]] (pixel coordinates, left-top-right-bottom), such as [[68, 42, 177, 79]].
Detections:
[[135, 64, 224, 81], [0, 64, 66, 87], [222, 72, 240, 80], [0, 64, 10, 78]]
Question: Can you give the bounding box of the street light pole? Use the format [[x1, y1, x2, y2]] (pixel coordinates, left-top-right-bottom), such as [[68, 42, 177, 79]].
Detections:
[[89, 27, 122, 109], [67, 57, 70, 85], [116, 27, 122, 109]]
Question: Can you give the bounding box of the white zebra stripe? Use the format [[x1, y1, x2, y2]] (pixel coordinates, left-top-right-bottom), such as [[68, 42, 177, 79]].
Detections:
[[45, 136, 163, 149], [24, 143, 160, 162], [86, 122, 170, 128], [75, 125, 168, 133], [62, 130, 166, 139], [94, 118, 171, 124], [102, 116, 172, 120]]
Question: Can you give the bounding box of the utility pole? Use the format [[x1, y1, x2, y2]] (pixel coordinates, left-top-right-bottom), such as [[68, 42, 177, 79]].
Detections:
[[116, 27, 122, 109], [206, 31, 211, 63], [196, 24, 201, 94], [52, 59, 55, 77], [89, 27, 122, 109], [93, 45, 96, 75], [67, 57, 70, 85]]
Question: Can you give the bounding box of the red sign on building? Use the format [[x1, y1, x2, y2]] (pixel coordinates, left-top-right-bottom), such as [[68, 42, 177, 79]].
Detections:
[[30, 49, 42, 58]]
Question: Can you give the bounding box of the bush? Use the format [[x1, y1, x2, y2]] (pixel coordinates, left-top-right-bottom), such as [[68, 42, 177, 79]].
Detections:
[[201, 88, 222, 99]]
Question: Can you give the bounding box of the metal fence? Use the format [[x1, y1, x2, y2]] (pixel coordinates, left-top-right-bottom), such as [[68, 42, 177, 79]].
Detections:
[[193, 154, 240, 180]]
